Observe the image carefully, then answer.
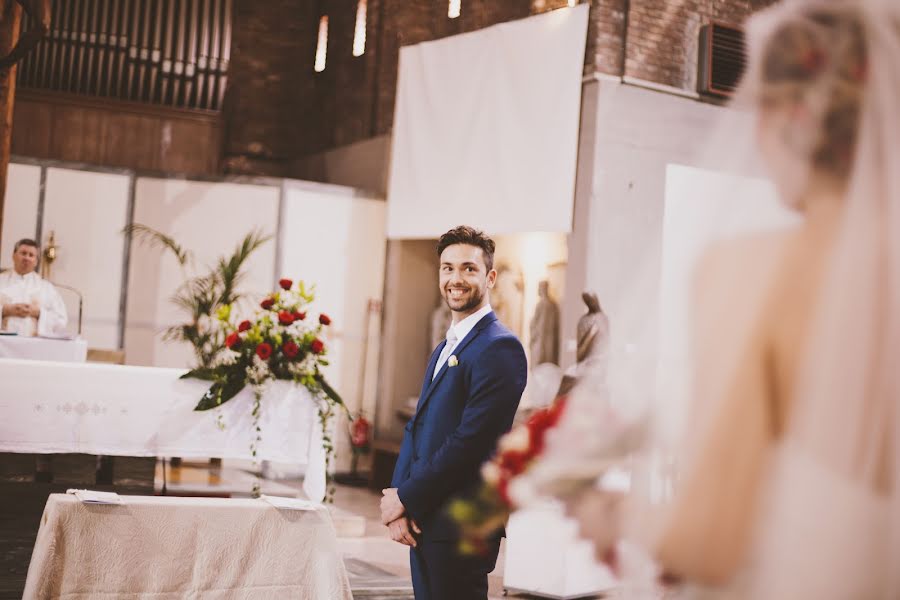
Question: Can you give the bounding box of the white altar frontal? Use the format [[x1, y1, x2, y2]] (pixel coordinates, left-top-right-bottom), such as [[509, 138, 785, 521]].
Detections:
[[0, 335, 88, 362], [0, 359, 327, 501]]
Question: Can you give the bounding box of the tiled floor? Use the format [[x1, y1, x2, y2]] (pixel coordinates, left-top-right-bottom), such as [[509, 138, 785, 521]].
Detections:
[[326, 483, 510, 600]]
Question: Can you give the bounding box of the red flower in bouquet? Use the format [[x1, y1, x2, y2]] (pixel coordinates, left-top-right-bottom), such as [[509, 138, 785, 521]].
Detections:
[[237, 320, 252, 332], [319, 314, 331, 326], [283, 340, 299, 359], [278, 310, 295, 325], [279, 278, 293, 290], [225, 331, 241, 350], [255, 342, 272, 360], [293, 311, 306, 321], [310, 338, 325, 354], [260, 297, 275, 310]]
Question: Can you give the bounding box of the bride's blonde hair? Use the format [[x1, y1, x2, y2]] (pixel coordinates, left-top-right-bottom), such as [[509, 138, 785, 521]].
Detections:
[[753, 4, 868, 179]]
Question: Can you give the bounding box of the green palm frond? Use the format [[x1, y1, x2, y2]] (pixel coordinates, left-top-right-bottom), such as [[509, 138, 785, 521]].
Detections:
[[217, 230, 272, 306], [125, 223, 192, 266]]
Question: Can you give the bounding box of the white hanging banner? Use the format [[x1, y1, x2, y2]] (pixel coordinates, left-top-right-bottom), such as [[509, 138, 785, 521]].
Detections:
[[387, 5, 588, 239]]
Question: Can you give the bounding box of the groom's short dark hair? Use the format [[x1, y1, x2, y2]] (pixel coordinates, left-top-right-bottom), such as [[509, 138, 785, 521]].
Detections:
[[437, 225, 496, 272]]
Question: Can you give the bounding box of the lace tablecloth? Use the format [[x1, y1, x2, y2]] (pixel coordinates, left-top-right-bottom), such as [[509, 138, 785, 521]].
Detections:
[[23, 494, 352, 599]]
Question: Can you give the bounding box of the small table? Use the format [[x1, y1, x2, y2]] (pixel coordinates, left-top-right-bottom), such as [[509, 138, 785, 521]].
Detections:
[[0, 335, 87, 362], [24, 494, 353, 599]]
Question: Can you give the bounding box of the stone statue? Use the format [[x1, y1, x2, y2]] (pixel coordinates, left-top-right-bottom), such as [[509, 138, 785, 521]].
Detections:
[[529, 280, 560, 367], [429, 297, 452, 350], [492, 262, 524, 337], [576, 292, 609, 364], [558, 291, 609, 396]]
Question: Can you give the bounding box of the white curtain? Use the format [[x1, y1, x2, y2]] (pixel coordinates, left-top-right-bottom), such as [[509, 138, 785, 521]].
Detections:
[[387, 5, 588, 239]]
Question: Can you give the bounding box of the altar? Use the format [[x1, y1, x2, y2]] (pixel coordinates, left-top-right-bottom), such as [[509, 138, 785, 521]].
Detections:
[[0, 335, 88, 362], [0, 358, 328, 501]]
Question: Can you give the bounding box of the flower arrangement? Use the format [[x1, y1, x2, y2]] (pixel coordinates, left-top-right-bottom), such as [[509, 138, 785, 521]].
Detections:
[[448, 396, 568, 554], [183, 277, 347, 499]]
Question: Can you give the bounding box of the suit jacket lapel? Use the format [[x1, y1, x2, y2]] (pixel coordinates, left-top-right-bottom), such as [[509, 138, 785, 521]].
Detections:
[[418, 342, 444, 401], [413, 312, 497, 423]]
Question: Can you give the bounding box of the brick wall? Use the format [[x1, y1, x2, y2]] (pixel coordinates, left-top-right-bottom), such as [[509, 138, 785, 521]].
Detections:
[[223, 0, 318, 175], [223, 0, 778, 174], [616, 0, 779, 90]]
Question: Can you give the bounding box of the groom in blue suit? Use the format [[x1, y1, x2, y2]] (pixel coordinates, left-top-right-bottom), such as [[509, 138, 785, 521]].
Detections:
[[381, 225, 527, 600]]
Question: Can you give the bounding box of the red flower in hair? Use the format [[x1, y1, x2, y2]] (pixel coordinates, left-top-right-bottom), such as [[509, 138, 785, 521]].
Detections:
[[319, 314, 331, 326], [279, 278, 293, 291], [283, 340, 299, 359], [293, 311, 306, 321], [237, 320, 252, 332], [850, 58, 868, 83], [310, 338, 325, 354], [260, 297, 275, 310], [256, 342, 272, 360], [225, 331, 241, 350], [801, 48, 825, 73], [278, 311, 295, 325]]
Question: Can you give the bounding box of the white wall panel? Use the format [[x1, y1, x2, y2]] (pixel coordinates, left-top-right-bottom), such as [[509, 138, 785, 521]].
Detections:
[[43, 168, 131, 348], [125, 178, 280, 367], [1, 163, 42, 268], [279, 181, 386, 422]]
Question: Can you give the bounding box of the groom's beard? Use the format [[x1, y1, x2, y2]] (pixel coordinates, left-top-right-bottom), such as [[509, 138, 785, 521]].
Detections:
[[443, 283, 485, 314]]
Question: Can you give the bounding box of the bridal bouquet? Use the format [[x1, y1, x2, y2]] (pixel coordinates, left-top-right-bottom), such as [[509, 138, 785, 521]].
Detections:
[[450, 369, 649, 554], [449, 397, 568, 554]]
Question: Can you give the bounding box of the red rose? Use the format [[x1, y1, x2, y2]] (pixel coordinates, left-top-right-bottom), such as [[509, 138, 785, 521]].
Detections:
[[256, 342, 272, 360], [278, 311, 295, 325], [225, 331, 241, 350], [237, 320, 252, 332], [279, 278, 293, 291], [497, 475, 511, 507], [283, 340, 299, 359], [319, 314, 331, 326], [260, 297, 275, 310], [293, 311, 306, 321], [310, 338, 325, 354], [498, 450, 528, 475]]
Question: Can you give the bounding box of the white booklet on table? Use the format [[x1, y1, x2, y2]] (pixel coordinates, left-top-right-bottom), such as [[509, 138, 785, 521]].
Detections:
[[66, 489, 124, 504]]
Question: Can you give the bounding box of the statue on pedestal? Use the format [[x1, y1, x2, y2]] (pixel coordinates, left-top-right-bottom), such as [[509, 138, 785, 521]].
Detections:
[[529, 280, 560, 367]]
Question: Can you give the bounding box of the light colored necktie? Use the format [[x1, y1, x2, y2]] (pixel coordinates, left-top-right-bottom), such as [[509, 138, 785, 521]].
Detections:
[[433, 328, 458, 380]]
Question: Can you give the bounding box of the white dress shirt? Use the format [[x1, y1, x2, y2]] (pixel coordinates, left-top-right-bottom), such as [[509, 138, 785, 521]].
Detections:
[[432, 303, 492, 379], [0, 271, 68, 337]]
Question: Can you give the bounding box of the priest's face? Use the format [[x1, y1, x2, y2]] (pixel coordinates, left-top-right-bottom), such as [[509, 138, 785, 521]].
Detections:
[[12, 243, 38, 275], [439, 244, 496, 320]]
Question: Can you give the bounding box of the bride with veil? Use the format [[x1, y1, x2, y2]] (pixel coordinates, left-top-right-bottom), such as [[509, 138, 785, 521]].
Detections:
[[514, 0, 900, 597]]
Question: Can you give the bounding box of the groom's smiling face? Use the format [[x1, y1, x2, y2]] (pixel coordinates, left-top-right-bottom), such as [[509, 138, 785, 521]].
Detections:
[[439, 243, 496, 317]]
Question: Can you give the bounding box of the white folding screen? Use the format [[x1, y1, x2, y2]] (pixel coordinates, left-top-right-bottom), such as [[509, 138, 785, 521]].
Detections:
[[125, 178, 280, 367], [42, 167, 131, 348], [279, 180, 386, 419], [1, 163, 42, 268], [387, 5, 588, 238]]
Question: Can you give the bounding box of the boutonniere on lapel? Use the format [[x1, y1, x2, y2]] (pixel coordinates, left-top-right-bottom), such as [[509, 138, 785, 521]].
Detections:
[[448, 355, 459, 367]]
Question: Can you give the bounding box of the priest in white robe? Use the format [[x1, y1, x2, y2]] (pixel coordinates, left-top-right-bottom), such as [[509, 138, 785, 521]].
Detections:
[[0, 239, 68, 337]]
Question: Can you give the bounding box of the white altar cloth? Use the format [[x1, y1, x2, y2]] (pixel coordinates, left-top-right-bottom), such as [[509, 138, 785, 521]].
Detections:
[[0, 335, 88, 362], [0, 358, 327, 501]]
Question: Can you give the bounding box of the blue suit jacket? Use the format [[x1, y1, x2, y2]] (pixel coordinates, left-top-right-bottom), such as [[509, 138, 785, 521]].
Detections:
[[391, 311, 527, 541]]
